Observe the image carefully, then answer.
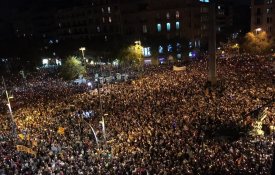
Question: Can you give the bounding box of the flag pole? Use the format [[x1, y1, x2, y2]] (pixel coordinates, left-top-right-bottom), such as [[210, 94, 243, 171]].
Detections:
[[2, 76, 17, 142]]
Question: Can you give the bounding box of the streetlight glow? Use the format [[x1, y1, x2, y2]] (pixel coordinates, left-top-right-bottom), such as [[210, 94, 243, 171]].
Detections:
[[79, 47, 86, 63], [255, 28, 262, 32]]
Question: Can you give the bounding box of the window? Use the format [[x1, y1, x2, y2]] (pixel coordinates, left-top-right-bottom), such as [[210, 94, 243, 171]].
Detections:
[[109, 17, 112, 23], [257, 18, 261, 24], [97, 26, 101, 32], [167, 44, 172, 52], [176, 43, 181, 52], [166, 23, 171, 31], [176, 11, 180, 18], [257, 8, 261, 15], [108, 6, 111, 13], [143, 47, 151, 57], [176, 22, 180, 30], [102, 17, 105, 23], [102, 8, 104, 13], [157, 24, 161, 32], [143, 25, 148, 33], [200, 0, 209, 2], [159, 46, 163, 53], [189, 41, 192, 48], [166, 12, 170, 19]]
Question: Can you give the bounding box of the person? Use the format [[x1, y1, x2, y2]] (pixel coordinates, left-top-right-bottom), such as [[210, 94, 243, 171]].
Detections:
[[0, 53, 274, 174]]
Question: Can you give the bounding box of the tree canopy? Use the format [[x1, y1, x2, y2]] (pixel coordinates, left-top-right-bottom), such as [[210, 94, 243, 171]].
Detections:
[[243, 31, 273, 54], [60, 56, 86, 80], [117, 44, 143, 66]]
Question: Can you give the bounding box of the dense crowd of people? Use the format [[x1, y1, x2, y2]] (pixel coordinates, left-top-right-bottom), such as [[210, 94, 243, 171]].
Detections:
[[0, 53, 274, 174]]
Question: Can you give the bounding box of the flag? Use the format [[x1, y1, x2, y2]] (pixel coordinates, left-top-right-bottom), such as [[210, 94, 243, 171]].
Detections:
[[18, 134, 25, 140], [57, 127, 65, 135]]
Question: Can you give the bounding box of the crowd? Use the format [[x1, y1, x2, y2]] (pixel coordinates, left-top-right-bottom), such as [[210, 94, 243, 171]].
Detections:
[[0, 53, 274, 175]]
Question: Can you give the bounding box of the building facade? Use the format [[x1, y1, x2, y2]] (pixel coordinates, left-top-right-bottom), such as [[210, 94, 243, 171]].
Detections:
[[251, 0, 275, 37], [11, 0, 239, 59]]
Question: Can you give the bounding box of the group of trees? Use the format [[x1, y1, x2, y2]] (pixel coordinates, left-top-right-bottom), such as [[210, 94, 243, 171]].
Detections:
[[243, 31, 273, 54]]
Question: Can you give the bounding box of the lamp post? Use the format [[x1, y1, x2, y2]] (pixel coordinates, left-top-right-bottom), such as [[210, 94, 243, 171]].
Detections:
[[79, 47, 86, 63], [255, 28, 262, 34]]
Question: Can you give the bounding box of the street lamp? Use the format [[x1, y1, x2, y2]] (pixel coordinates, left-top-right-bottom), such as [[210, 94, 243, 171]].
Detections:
[[232, 43, 240, 54], [255, 28, 262, 34], [79, 47, 86, 62]]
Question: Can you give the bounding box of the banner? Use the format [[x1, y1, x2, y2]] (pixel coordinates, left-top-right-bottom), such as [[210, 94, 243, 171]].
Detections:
[[16, 145, 36, 156], [173, 66, 186, 71]]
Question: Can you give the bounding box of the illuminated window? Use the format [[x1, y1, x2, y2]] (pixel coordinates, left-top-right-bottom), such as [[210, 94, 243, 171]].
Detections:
[[189, 41, 192, 48], [97, 26, 101, 32], [166, 23, 171, 31], [143, 25, 148, 33], [108, 6, 111, 13], [143, 47, 151, 57], [102, 8, 104, 13], [102, 17, 105, 23], [109, 17, 112, 23], [157, 24, 161, 32], [159, 46, 163, 53], [166, 12, 170, 19], [167, 44, 172, 52], [176, 11, 180, 18], [176, 22, 180, 30], [199, 0, 209, 2]]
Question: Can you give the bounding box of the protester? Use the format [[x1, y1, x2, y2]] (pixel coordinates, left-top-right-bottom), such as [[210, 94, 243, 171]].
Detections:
[[0, 53, 274, 175]]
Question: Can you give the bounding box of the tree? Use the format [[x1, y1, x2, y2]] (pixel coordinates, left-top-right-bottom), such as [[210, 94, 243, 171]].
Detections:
[[117, 44, 143, 66], [61, 56, 86, 80], [243, 31, 273, 54]]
